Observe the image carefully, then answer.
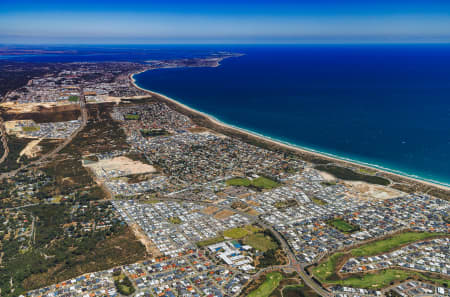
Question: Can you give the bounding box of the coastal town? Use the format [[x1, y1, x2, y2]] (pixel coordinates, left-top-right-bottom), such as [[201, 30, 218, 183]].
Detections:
[[0, 54, 448, 297]]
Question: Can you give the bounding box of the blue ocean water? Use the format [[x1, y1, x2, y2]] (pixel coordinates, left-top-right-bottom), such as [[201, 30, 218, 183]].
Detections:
[[134, 45, 450, 186]]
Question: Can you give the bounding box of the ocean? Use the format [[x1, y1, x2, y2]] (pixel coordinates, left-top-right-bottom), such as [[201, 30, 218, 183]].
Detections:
[[133, 45, 450, 186]]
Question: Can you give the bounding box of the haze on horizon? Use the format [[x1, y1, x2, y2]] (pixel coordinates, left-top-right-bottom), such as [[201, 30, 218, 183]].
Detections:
[[1, 0, 450, 44]]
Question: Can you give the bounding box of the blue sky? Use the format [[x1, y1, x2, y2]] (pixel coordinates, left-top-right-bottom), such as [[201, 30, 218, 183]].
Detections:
[[1, 0, 450, 44]]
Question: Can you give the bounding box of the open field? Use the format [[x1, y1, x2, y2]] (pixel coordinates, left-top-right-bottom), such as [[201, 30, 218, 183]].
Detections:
[[196, 236, 225, 247], [244, 232, 278, 252], [124, 114, 140, 120], [226, 177, 251, 187], [226, 176, 279, 189], [224, 226, 251, 239], [247, 272, 283, 297]]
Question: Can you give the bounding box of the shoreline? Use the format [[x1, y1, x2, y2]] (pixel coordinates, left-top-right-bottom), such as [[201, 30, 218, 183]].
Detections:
[[129, 71, 450, 193]]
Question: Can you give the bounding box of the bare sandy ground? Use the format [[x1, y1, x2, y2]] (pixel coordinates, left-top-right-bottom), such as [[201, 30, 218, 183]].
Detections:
[[201, 206, 220, 215], [19, 139, 42, 158], [85, 156, 156, 178], [317, 170, 336, 182], [130, 223, 161, 257], [85, 95, 151, 104], [4, 120, 36, 136], [0, 101, 71, 113], [345, 181, 404, 200], [213, 209, 234, 219]]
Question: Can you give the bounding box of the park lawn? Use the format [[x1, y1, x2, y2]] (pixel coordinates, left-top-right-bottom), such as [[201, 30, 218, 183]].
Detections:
[[328, 218, 359, 233], [335, 269, 411, 289], [252, 176, 280, 189], [226, 177, 251, 187], [124, 114, 140, 120], [196, 236, 225, 247], [244, 233, 278, 252], [226, 176, 279, 189], [22, 126, 40, 132], [224, 227, 251, 239], [313, 252, 346, 281], [350, 232, 445, 257], [248, 272, 284, 297]]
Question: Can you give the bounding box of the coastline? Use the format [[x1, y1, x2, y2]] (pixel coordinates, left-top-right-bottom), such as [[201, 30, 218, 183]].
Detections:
[[129, 71, 450, 194]]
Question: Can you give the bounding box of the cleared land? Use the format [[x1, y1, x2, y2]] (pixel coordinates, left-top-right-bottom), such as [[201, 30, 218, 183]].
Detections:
[[346, 181, 403, 200], [84, 156, 156, 179]]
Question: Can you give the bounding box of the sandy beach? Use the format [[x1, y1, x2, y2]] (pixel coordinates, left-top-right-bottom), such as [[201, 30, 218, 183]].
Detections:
[[130, 71, 450, 194]]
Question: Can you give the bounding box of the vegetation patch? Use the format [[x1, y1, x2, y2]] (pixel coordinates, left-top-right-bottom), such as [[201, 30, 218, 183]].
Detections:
[[196, 236, 225, 247], [124, 114, 140, 120], [0, 135, 34, 172], [252, 176, 280, 189], [283, 284, 322, 297], [350, 232, 445, 257], [327, 218, 360, 234], [68, 95, 79, 102], [312, 252, 346, 282], [226, 176, 280, 190], [22, 126, 40, 132], [169, 216, 182, 224], [244, 232, 278, 252], [0, 202, 145, 296], [335, 269, 450, 289], [247, 272, 283, 297], [226, 177, 251, 187], [311, 197, 328, 205], [140, 128, 169, 137], [274, 199, 298, 209], [315, 165, 390, 186], [224, 227, 251, 239], [114, 274, 135, 296], [334, 269, 412, 289]]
